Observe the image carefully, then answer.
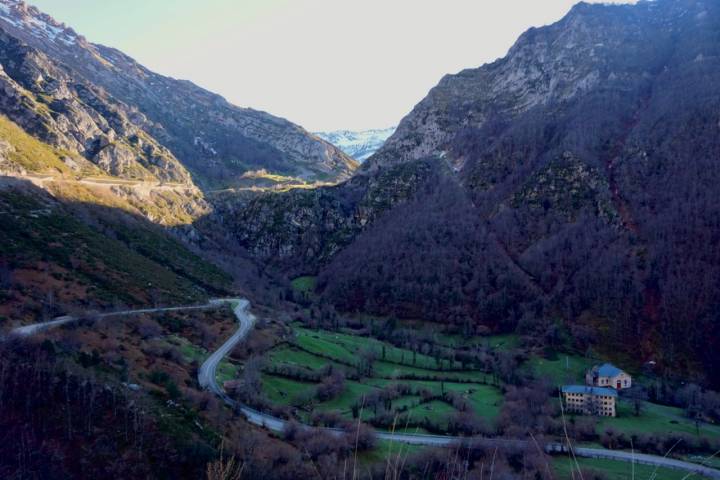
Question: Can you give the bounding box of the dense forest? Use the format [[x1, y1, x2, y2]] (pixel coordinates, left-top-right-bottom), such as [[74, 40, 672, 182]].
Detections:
[[237, 0, 720, 388]]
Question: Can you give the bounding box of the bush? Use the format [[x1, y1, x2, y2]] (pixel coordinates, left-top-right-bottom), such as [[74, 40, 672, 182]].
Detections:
[[165, 379, 181, 399], [149, 370, 171, 385], [343, 423, 376, 451]]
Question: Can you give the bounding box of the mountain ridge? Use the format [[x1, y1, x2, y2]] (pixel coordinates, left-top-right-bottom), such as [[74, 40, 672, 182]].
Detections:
[[0, 0, 357, 189]]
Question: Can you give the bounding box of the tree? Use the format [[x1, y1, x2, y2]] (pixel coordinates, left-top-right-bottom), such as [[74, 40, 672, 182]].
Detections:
[[238, 357, 263, 401], [344, 423, 376, 451], [0, 260, 12, 291], [315, 370, 345, 401], [626, 386, 648, 417], [358, 348, 377, 377], [206, 441, 243, 480]]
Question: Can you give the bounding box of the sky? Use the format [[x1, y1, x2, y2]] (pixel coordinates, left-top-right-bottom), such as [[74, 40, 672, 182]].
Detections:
[[29, 0, 636, 132]]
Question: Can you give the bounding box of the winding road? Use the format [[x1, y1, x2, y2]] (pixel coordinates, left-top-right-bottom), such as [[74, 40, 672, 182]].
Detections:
[[11, 303, 217, 337], [9, 297, 720, 478]]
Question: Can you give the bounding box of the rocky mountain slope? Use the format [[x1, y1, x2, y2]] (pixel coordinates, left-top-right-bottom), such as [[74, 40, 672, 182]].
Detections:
[[315, 127, 395, 162], [235, 0, 720, 386], [0, 0, 356, 188], [0, 114, 242, 324], [0, 0, 294, 322]]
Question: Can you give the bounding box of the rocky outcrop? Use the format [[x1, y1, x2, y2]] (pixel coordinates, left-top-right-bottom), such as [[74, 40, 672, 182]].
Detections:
[[217, 159, 437, 272], [366, 0, 685, 175], [0, 29, 190, 183], [0, 0, 357, 189]]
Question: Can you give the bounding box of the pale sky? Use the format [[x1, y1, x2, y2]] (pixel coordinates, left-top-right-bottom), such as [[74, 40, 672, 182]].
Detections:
[[29, 0, 635, 131]]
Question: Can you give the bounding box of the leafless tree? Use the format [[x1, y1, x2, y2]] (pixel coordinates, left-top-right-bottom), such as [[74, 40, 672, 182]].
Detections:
[[0, 260, 12, 290]]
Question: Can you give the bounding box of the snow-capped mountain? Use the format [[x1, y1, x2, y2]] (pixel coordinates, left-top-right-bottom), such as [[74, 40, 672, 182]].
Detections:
[[0, 0, 79, 46], [315, 127, 396, 162]]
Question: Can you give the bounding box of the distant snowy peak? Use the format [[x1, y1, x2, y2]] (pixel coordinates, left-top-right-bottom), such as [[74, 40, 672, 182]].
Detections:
[[315, 127, 396, 162], [0, 0, 79, 46]]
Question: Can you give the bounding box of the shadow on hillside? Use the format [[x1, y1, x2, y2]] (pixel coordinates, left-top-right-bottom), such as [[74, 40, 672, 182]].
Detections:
[[0, 176, 276, 320]]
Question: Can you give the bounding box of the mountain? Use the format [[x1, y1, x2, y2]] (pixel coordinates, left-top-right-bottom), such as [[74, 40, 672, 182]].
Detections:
[[0, 0, 285, 322], [0, 0, 357, 189], [314, 127, 395, 162], [235, 0, 720, 386]]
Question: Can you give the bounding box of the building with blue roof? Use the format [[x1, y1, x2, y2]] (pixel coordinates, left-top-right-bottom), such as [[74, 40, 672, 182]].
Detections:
[[562, 385, 617, 417], [562, 385, 618, 397], [585, 363, 632, 390]]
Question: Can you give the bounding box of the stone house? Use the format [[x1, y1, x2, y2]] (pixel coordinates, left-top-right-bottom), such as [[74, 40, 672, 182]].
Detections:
[[585, 363, 632, 390], [562, 385, 617, 417]]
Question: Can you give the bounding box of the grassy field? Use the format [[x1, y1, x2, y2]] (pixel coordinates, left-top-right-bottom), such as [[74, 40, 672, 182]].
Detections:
[[261, 323, 720, 446], [0, 115, 74, 174], [553, 456, 711, 480], [596, 400, 720, 438], [356, 439, 427, 468], [403, 400, 457, 427], [369, 379, 503, 420], [260, 322, 505, 434], [315, 381, 379, 414], [372, 360, 487, 381], [528, 353, 598, 386], [436, 332, 520, 351], [267, 345, 339, 371], [294, 327, 461, 370], [291, 276, 317, 294], [262, 374, 315, 405]]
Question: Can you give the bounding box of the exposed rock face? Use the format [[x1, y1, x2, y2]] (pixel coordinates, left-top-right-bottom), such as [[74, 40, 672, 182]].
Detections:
[[232, 0, 720, 385], [0, 28, 191, 182], [0, 136, 22, 174], [216, 159, 436, 272], [367, 0, 712, 176], [0, 0, 357, 188]]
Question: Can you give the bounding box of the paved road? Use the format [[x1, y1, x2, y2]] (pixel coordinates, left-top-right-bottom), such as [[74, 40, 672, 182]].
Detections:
[[7, 297, 719, 477], [10, 303, 218, 337], [6, 172, 187, 189]]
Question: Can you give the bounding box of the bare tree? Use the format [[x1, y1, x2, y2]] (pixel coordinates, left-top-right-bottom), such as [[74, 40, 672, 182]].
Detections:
[[0, 260, 12, 290], [206, 441, 243, 480], [626, 386, 648, 417]]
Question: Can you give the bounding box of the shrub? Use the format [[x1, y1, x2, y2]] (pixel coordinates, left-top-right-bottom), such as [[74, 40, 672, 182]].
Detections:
[[149, 370, 171, 385]]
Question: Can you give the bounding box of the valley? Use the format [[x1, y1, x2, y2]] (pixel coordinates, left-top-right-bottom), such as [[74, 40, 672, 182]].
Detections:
[[7, 293, 720, 479], [1, 0, 720, 478]]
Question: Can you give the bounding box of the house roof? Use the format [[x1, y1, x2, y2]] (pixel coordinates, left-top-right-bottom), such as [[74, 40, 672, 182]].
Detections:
[[562, 385, 618, 397], [597, 363, 624, 377]]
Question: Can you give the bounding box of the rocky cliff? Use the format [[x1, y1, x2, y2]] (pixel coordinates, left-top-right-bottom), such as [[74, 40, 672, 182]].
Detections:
[[0, 28, 191, 183], [0, 0, 357, 188]]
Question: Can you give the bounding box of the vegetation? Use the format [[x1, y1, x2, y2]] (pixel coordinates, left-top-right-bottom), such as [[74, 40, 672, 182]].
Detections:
[[596, 401, 720, 438], [231, 0, 720, 394], [553, 457, 709, 480], [528, 353, 597, 386], [290, 275, 317, 295], [0, 187, 231, 323], [0, 115, 74, 174], [5, 1, 720, 478], [251, 322, 505, 435]]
